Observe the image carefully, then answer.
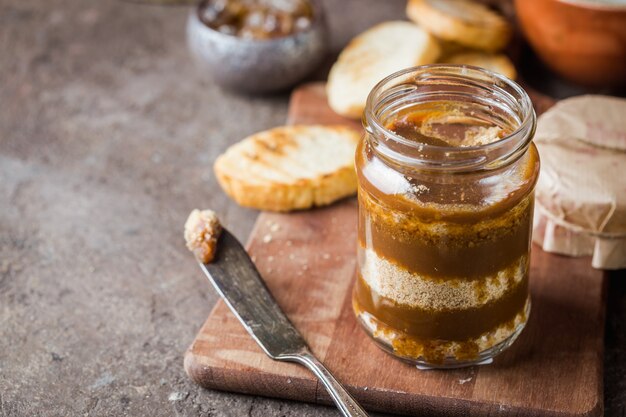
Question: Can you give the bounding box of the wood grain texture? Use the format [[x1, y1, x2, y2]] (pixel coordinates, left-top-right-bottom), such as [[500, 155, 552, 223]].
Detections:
[[185, 82, 606, 417]]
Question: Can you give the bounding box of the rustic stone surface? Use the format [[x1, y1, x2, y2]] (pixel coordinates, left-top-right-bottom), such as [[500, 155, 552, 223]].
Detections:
[[0, 0, 624, 416]]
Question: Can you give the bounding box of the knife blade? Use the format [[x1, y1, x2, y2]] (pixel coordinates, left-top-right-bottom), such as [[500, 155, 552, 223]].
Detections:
[[196, 229, 369, 417], [199, 229, 308, 358]]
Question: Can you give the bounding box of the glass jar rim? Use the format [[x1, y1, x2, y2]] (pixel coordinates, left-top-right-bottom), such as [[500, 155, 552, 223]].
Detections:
[[363, 64, 536, 172]]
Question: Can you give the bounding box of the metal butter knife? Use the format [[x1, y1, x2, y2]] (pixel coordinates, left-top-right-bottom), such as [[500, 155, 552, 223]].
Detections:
[[197, 229, 369, 417]]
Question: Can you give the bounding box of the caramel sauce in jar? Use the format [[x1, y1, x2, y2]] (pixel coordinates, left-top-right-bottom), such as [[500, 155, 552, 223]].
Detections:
[[353, 65, 539, 368]]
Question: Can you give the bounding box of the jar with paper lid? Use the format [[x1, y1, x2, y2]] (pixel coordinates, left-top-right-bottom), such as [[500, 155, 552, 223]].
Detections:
[[532, 95, 626, 270]]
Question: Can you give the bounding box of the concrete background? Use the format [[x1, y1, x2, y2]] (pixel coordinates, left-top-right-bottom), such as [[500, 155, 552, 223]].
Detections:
[[1, 0, 624, 416]]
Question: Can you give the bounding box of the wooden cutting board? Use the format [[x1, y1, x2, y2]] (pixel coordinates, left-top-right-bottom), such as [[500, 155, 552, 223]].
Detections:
[[185, 82, 607, 417]]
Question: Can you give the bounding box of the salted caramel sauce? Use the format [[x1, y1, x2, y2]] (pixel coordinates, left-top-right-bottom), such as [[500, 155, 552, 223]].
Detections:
[[354, 101, 539, 362]]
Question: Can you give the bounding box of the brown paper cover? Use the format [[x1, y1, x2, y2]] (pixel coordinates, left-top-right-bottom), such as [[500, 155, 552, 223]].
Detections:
[[532, 95, 626, 269]]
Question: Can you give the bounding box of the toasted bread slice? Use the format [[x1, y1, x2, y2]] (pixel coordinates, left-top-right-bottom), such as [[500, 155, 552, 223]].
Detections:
[[327, 21, 440, 119], [436, 38, 470, 60], [445, 52, 517, 79], [407, 0, 511, 52], [214, 125, 360, 211]]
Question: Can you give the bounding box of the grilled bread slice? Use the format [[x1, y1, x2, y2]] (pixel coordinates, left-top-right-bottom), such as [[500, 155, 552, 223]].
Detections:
[[407, 0, 511, 52], [327, 21, 440, 119], [445, 52, 517, 79], [214, 125, 360, 211]]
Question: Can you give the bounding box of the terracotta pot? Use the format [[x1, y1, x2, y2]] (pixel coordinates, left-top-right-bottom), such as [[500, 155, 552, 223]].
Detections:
[[515, 0, 626, 87]]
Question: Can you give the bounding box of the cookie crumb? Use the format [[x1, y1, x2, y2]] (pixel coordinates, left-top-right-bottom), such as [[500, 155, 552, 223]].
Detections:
[[184, 209, 222, 263], [458, 376, 473, 385]]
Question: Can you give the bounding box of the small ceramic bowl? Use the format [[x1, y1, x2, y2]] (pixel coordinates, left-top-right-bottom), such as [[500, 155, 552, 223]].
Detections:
[[187, 0, 328, 94], [515, 0, 626, 87]]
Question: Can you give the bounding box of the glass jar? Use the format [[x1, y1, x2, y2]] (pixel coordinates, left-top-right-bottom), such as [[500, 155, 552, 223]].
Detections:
[[353, 65, 539, 368]]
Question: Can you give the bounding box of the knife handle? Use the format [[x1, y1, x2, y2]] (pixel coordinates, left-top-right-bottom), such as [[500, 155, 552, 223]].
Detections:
[[288, 351, 370, 417]]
